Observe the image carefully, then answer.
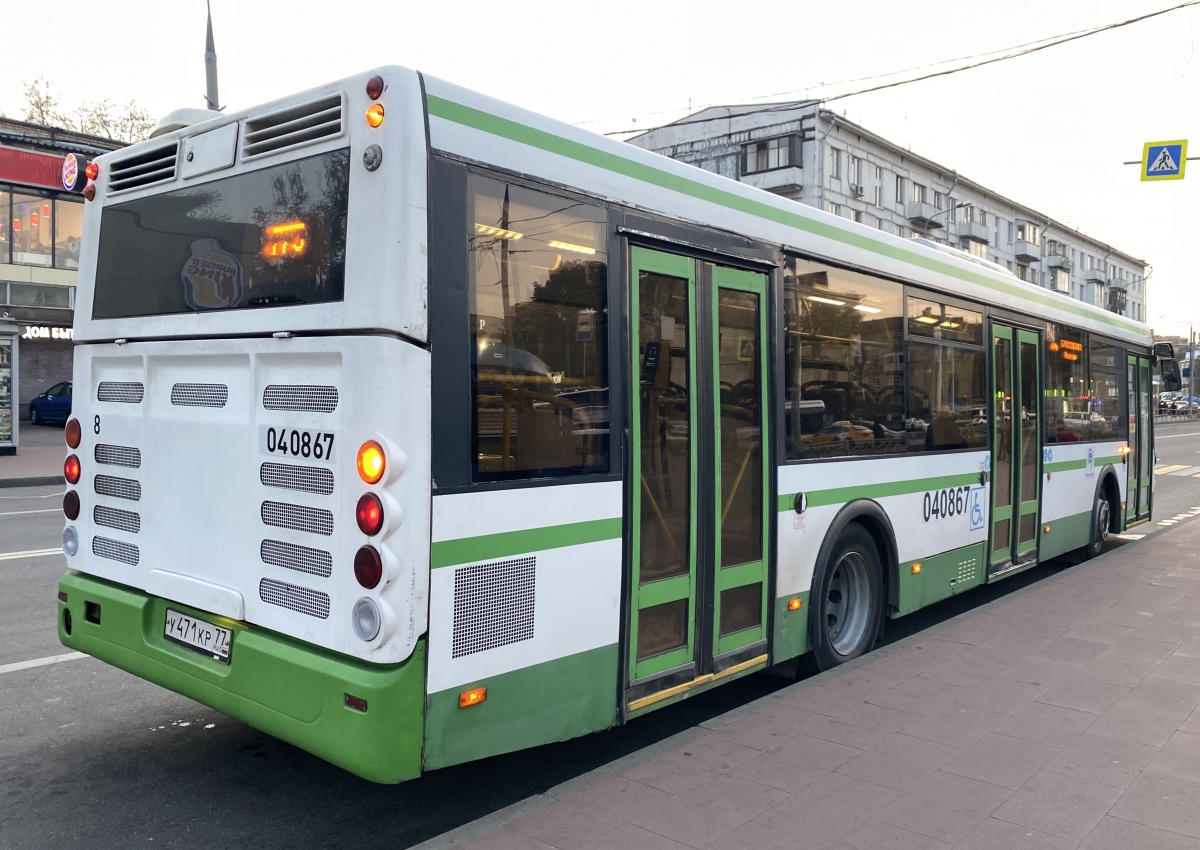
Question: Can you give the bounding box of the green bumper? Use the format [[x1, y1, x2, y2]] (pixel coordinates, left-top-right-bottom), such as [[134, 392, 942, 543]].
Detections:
[[57, 571, 425, 784]]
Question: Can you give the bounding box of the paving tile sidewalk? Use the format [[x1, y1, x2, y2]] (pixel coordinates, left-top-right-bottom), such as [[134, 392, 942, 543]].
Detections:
[[434, 521, 1200, 850], [0, 424, 65, 487]]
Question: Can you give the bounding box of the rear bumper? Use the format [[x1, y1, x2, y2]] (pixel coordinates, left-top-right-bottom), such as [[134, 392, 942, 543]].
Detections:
[[57, 571, 425, 784]]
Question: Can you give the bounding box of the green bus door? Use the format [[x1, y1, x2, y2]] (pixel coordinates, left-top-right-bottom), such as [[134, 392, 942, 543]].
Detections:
[[626, 247, 770, 712], [989, 324, 1042, 573], [1127, 353, 1153, 524]]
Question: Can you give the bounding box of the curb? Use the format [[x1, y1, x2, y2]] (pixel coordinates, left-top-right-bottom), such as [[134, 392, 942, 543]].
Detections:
[[0, 476, 64, 489]]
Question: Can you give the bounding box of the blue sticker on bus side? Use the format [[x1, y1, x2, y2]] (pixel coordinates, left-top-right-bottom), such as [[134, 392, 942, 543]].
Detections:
[[969, 486, 986, 531]]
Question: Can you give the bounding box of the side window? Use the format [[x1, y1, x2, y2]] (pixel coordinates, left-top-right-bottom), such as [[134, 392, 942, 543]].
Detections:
[[467, 175, 609, 481], [783, 257, 905, 459], [905, 296, 987, 452], [1089, 340, 1121, 441], [1044, 324, 1087, 443]]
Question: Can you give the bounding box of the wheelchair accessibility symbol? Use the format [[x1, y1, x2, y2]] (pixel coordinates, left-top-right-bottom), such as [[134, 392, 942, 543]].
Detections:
[[968, 486, 986, 531]]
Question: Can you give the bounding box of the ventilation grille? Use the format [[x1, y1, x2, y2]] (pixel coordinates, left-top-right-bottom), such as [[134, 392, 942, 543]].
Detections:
[[452, 557, 536, 658], [952, 556, 981, 588], [95, 444, 141, 469], [108, 143, 178, 193], [243, 94, 344, 159], [95, 475, 141, 501], [260, 500, 333, 536], [260, 462, 334, 495], [259, 577, 330, 619], [97, 382, 144, 404], [94, 504, 141, 534], [171, 383, 229, 408], [93, 535, 139, 566], [263, 385, 338, 413], [260, 539, 332, 578]]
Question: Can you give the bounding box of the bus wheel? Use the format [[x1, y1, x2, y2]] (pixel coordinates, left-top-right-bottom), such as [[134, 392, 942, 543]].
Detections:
[[1082, 490, 1112, 561], [811, 524, 883, 671]]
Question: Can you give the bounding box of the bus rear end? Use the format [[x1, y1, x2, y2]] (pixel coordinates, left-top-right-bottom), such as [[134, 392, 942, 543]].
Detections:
[[57, 68, 432, 783]]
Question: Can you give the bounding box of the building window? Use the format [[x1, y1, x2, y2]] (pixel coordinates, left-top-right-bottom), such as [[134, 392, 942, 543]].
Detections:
[[830, 148, 843, 181], [9, 282, 71, 309], [1051, 269, 1069, 292], [0, 188, 8, 264], [54, 200, 83, 270], [874, 166, 884, 207], [1016, 222, 1040, 245], [853, 210, 864, 224], [11, 193, 52, 267], [934, 192, 945, 210], [468, 174, 609, 482], [827, 202, 841, 217], [742, 137, 790, 174], [910, 182, 926, 204], [848, 154, 862, 188], [965, 240, 987, 259], [977, 210, 987, 228], [895, 176, 905, 208]]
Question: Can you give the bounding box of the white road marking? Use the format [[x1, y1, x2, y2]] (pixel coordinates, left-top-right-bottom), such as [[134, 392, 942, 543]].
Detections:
[[0, 508, 59, 517], [0, 651, 86, 676], [1114, 533, 1147, 540], [1159, 431, 1200, 439], [0, 547, 63, 561]]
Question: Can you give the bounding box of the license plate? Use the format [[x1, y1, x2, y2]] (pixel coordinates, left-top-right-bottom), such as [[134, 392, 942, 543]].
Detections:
[[164, 609, 231, 662], [259, 425, 336, 462]]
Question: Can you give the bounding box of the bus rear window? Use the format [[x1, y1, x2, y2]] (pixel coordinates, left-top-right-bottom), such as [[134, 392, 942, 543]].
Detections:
[[92, 149, 349, 319]]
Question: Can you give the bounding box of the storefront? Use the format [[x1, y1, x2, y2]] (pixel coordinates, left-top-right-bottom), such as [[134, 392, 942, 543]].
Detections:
[[0, 119, 123, 419]]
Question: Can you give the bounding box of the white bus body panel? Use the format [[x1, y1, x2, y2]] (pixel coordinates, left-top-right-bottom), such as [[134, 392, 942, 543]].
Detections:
[[68, 335, 431, 664], [74, 66, 428, 345]]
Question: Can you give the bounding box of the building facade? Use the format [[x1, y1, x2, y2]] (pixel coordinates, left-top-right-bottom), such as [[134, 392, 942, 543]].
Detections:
[[628, 103, 1146, 322], [0, 118, 123, 418]]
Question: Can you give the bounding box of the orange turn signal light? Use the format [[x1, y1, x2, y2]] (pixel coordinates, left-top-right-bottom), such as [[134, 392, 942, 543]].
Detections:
[[911, 563, 922, 574], [366, 103, 385, 128], [357, 441, 386, 484], [65, 418, 81, 449], [1044, 525, 1051, 533], [459, 687, 487, 709], [787, 597, 803, 611]]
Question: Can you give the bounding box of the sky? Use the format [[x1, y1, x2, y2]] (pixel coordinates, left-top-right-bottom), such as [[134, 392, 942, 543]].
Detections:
[[4, 0, 1198, 336]]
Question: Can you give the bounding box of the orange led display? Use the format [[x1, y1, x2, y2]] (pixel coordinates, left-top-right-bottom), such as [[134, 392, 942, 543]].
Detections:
[[261, 220, 309, 259]]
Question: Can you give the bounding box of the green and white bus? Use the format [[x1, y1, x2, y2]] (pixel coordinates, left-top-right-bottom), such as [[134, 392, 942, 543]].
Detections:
[[56, 66, 1179, 783]]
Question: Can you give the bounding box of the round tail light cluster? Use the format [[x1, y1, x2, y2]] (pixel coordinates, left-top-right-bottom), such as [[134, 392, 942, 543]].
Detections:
[[354, 546, 382, 589], [352, 440, 388, 640], [63, 491, 80, 521], [64, 455, 81, 485], [356, 493, 383, 536], [65, 419, 81, 449]]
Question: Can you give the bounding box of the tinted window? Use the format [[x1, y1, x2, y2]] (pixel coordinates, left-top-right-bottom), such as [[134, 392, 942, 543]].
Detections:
[[1090, 340, 1122, 441], [468, 175, 608, 481], [783, 257, 906, 458], [93, 149, 350, 319], [907, 295, 983, 345], [906, 342, 987, 450], [1044, 323, 1088, 443]]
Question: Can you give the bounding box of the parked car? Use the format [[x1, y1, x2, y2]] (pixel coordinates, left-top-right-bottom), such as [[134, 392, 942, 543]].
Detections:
[[29, 381, 72, 425]]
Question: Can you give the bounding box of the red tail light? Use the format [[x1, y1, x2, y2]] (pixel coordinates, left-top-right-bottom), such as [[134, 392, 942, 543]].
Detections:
[[63, 490, 80, 520], [354, 546, 383, 589], [64, 455, 81, 485], [356, 493, 383, 536], [85, 162, 99, 181]]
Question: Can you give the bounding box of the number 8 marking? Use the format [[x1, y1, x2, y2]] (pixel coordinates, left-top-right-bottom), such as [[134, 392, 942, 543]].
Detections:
[[93, 415, 100, 435]]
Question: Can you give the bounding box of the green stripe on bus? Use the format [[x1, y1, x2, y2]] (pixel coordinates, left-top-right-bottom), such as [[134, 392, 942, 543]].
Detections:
[[430, 517, 622, 568], [426, 95, 1144, 338], [775, 471, 981, 513], [1045, 459, 1087, 473]]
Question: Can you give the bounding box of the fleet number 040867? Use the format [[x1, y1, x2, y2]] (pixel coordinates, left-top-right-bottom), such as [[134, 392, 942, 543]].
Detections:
[[922, 486, 972, 523], [259, 426, 335, 461]]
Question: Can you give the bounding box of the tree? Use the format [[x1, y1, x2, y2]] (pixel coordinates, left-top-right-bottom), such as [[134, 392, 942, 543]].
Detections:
[[18, 77, 154, 143]]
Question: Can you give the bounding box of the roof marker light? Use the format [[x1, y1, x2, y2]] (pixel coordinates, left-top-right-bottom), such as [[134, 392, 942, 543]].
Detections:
[[366, 76, 385, 100], [85, 162, 99, 181]]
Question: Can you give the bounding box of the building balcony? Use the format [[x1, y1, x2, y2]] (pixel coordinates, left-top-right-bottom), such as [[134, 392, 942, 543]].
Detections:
[[905, 202, 944, 228], [1014, 239, 1040, 262], [1107, 287, 1128, 314], [740, 166, 803, 194], [1083, 266, 1106, 284], [957, 220, 990, 243], [1046, 254, 1071, 272]]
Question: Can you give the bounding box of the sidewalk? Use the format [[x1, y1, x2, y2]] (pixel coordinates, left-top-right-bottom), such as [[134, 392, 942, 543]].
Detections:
[[0, 423, 65, 487], [441, 522, 1200, 850]]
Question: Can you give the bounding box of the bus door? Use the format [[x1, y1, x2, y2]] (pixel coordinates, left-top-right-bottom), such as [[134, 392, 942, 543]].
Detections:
[[988, 324, 1042, 573], [1126, 353, 1153, 524], [626, 247, 770, 712]]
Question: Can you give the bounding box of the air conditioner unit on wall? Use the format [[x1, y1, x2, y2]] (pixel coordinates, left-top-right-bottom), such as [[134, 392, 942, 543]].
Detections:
[[850, 184, 865, 198]]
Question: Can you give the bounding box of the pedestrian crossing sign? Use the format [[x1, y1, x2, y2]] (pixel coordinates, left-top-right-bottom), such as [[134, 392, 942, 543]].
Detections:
[[1142, 139, 1187, 181]]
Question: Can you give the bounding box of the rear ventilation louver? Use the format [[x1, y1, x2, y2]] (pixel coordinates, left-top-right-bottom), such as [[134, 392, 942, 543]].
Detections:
[[260, 539, 332, 579], [243, 94, 344, 159], [93, 535, 140, 566], [261, 500, 333, 536], [97, 382, 144, 404], [94, 505, 141, 534], [95, 444, 141, 469], [260, 462, 334, 495], [95, 475, 141, 501], [452, 556, 537, 658], [107, 143, 178, 193], [171, 383, 229, 408], [263, 385, 338, 413], [259, 578, 330, 619]]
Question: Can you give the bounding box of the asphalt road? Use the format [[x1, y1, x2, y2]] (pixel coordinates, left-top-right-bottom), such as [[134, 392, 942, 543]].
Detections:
[[3, 424, 1200, 849]]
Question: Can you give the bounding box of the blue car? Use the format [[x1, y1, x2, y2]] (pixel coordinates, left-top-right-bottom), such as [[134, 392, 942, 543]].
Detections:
[[29, 381, 72, 425]]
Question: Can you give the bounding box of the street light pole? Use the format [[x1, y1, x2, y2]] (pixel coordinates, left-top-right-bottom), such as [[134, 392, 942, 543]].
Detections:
[[921, 201, 973, 238]]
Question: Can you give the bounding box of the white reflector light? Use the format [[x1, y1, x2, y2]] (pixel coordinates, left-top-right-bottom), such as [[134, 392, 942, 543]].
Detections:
[[352, 597, 380, 641], [63, 526, 79, 556]]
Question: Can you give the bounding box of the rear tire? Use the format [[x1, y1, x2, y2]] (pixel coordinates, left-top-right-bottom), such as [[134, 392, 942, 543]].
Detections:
[[810, 524, 884, 671], [30, 408, 40, 425], [1082, 489, 1112, 561]]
